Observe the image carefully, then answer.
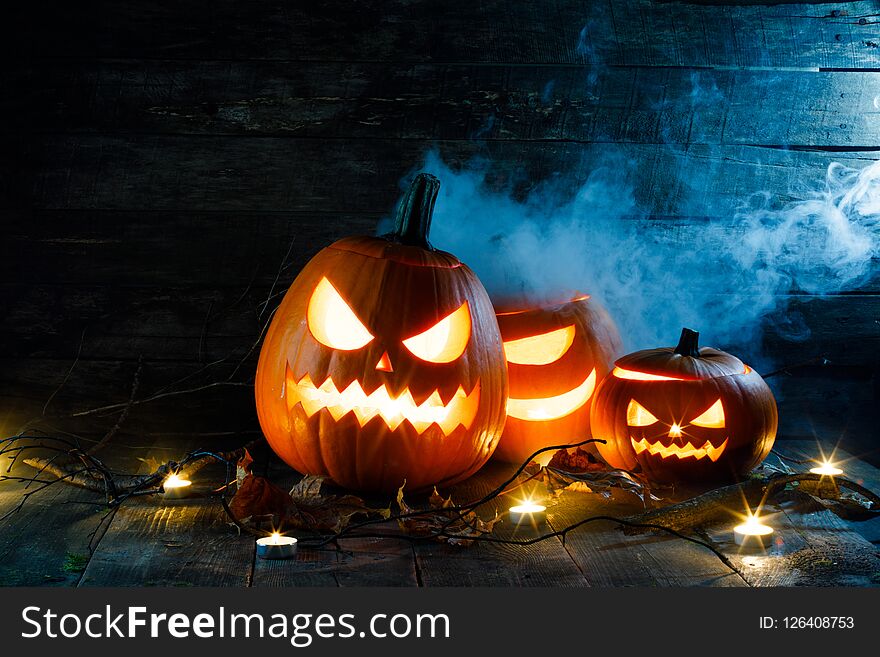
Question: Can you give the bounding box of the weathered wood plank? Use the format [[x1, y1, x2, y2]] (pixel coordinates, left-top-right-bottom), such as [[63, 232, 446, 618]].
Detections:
[[250, 458, 419, 587], [0, 433, 175, 586], [0, 358, 258, 438], [5, 211, 878, 294], [700, 440, 880, 586], [0, 481, 108, 586], [772, 440, 880, 544], [707, 500, 880, 586], [19, 62, 880, 147], [2, 211, 379, 288], [412, 462, 588, 586], [27, 136, 880, 220], [78, 497, 255, 586], [15, 1, 880, 69], [252, 538, 419, 587], [547, 490, 747, 586]]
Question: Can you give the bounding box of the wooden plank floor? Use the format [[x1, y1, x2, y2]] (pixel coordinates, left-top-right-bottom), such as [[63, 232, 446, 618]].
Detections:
[[2, 437, 878, 587]]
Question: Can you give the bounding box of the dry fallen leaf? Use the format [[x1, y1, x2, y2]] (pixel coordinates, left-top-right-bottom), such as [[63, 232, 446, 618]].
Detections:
[[228, 474, 390, 533], [395, 484, 501, 546], [286, 475, 391, 533], [547, 447, 606, 473], [236, 448, 254, 490], [228, 473, 293, 521]]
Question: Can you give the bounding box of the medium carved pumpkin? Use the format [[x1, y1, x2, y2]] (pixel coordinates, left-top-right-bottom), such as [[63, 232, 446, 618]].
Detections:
[[590, 328, 777, 484], [493, 295, 621, 465], [255, 174, 508, 492]]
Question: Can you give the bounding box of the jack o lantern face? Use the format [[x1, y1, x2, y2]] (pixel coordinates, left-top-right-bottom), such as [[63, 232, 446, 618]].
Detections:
[[626, 397, 728, 462], [590, 329, 778, 484], [504, 325, 597, 421], [491, 296, 621, 465], [286, 276, 479, 435], [256, 173, 508, 493]]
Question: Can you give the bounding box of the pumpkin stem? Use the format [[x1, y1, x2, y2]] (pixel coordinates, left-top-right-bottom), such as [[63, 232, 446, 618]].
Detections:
[[386, 173, 441, 249], [674, 328, 701, 357]]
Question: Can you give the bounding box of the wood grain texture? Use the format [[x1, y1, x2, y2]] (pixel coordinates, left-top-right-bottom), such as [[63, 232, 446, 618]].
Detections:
[[15, 63, 880, 147], [547, 490, 747, 586], [0, 482, 108, 586], [703, 439, 880, 586], [412, 462, 589, 586], [78, 498, 255, 586], [13, 1, 880, 68], [26, 136, 880, 218]]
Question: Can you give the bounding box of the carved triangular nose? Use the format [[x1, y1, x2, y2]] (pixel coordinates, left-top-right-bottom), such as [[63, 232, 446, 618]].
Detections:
[[375, 351, 393, 372], [668, 423, 682, 439]]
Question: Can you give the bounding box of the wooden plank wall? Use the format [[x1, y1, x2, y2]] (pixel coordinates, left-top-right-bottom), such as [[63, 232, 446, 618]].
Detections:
[[1, 1, 878, 457]]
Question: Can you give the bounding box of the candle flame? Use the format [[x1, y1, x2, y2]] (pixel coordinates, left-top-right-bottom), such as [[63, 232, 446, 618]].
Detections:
[[809, 460, 843, 477], [734, 514, 773, 537], [163, 473, 192, 490], [271, 532, 281, 545], [509, 500, 546, 514]]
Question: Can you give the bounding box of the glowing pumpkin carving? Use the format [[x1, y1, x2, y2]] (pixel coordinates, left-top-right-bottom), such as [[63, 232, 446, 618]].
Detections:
[[255, 174, 508, 492], [493, 295, 621, 465], [590, 328, 777, 484]]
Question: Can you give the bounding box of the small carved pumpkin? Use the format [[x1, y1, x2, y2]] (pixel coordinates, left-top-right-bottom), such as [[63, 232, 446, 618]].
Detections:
[[590, 328, 777, 483], [493, 295, 621, 465], [255, 174, 508, 492]]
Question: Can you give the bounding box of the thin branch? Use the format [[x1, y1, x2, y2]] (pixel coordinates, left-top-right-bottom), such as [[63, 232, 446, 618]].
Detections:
[[87, 356, 142, 455], [762, 356, 830, 379], [69, 381, 252, 418], [42, 328, 86, 416]]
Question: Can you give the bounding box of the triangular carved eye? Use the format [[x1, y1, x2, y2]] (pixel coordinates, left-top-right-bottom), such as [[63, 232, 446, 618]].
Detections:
[[691, 399, 725, 428], [503, 325, 575, 365], [402, 302, 471, 363], [626, 399, 659, 427], [307, 277, 374, 350]]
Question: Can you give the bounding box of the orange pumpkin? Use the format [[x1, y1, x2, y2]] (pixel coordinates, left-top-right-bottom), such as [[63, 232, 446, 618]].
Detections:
[[590, 328, 777, 484], [493, 295, 621, 465], [255, 174, 508, 492]]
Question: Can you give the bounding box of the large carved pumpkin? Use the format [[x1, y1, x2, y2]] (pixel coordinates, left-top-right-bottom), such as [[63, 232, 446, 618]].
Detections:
[[590, 328, 777, 484], [255, 174, 508, 492], [493, 295, 621, 465]]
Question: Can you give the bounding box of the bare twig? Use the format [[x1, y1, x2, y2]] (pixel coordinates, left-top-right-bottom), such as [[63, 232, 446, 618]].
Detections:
[[42, 328, 87, 416], [87, 357, 143, 455], [69, 381, 252, 418]]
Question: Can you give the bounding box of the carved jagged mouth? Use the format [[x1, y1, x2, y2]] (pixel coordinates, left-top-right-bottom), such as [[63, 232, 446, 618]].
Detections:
[[285, 371, 480, 435], [630, 437, 728, 462]]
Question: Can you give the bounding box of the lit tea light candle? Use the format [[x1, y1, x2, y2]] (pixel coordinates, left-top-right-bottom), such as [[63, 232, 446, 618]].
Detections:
[[509, 501, 547, 525], [256, 532, 298, 559], [733, 514, 774, 547], [161, 472, 192, 500], [809, 460, 843, 477]]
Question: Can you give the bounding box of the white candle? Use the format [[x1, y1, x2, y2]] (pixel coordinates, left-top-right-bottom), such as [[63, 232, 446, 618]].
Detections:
[[733, 514, 774, 547], [809, 461, 843, 477], [256, 532, 298, 559], [509, 501, 547, 525], [161, 473, 192, 500]]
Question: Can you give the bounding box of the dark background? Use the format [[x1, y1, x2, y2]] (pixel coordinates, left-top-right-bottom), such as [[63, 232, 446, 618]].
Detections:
[[1, 1, 878, 461]]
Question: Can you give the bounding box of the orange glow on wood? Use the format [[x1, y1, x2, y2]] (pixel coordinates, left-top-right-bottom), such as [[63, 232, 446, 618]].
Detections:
[[506, 369, 596, 420], [502, 325, 576, 365]]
